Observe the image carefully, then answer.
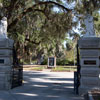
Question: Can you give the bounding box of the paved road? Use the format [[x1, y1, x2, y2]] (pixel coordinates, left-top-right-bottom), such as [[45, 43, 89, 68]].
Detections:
[[0, 71, 84, 100]]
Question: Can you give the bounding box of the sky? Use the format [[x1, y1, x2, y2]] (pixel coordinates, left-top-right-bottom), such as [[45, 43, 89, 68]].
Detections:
[[53, 0, 75, 12]]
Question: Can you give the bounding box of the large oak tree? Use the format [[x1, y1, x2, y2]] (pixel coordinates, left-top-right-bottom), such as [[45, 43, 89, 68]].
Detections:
[[0, 0, 99, 63]]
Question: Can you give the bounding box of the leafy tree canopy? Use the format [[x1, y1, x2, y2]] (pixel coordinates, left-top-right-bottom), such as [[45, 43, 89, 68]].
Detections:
[[0, 0, 99, 63]]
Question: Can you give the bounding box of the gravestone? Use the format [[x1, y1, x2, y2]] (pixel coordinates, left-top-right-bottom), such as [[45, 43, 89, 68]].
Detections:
[[77, 14, 100, 95]]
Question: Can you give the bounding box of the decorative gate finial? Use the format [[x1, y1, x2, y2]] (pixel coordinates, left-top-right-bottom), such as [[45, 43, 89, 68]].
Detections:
[[0, 17, 7, 38], [84, 14, 95, 37]]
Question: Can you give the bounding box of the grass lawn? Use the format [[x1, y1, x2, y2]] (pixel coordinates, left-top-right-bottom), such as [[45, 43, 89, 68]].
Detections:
[[51, 66, 77, 72], [23, 66, 44, 71], [23, 65, 77, 72]]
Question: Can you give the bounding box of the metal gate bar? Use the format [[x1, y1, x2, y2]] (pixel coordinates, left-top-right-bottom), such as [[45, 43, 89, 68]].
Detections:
[[12, 46, 23, 88]]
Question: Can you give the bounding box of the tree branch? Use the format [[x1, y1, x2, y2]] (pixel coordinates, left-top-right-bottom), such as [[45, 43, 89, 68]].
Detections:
[[25, 38, 41, 45], [7, 0, 19, 19], [7, 9, 48, 31], [38, 1, 72, 11], [8, 1, 72, 31]]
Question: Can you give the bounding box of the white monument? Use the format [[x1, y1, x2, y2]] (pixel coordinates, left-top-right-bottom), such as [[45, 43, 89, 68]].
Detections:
[[84, 14, 95, 37], [0, 17, 7, 38]]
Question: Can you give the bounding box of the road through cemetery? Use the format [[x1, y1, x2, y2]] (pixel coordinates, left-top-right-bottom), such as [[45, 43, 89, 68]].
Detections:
[[0, 71, 84, 100]]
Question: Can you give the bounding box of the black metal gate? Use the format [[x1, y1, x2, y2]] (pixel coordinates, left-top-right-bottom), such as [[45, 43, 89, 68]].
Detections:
[[12, 46, 23, 88], [74, 43, 81, 94]]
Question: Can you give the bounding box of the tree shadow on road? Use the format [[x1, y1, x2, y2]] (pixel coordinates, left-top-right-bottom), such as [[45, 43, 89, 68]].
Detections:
[[8, 71, 84, 100]]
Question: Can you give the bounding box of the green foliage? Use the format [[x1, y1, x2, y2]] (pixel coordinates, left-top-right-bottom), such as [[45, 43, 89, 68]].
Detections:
[[56, 58, 74, 65], [0, 0, 99, 64], [41, 56, 74, 66], [66, 39, 73, 51], [41, 59, 47, 65], [0, 0, 2, 3], [51, 66, 76, 72], [56, 59, 69, 65], [93, 12, 100, 36]]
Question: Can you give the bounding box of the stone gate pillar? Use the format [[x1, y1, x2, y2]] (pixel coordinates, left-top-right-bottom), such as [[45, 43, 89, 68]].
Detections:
[[78, 37, 100, 95], [77, 13, 100, 95], [0, 38, 14, 90], [0, 17, 23, 90]]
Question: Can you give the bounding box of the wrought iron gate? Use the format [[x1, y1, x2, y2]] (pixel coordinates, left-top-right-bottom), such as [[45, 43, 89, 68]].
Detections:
[[74, 43, 81, 94], [12, 46, 23, 88]]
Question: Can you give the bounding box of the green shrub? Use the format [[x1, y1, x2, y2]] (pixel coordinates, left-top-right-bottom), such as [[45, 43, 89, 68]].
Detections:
[[41, 58, 74, 66], [41, 59, 48, 65], [56, 59, 74, 65]]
